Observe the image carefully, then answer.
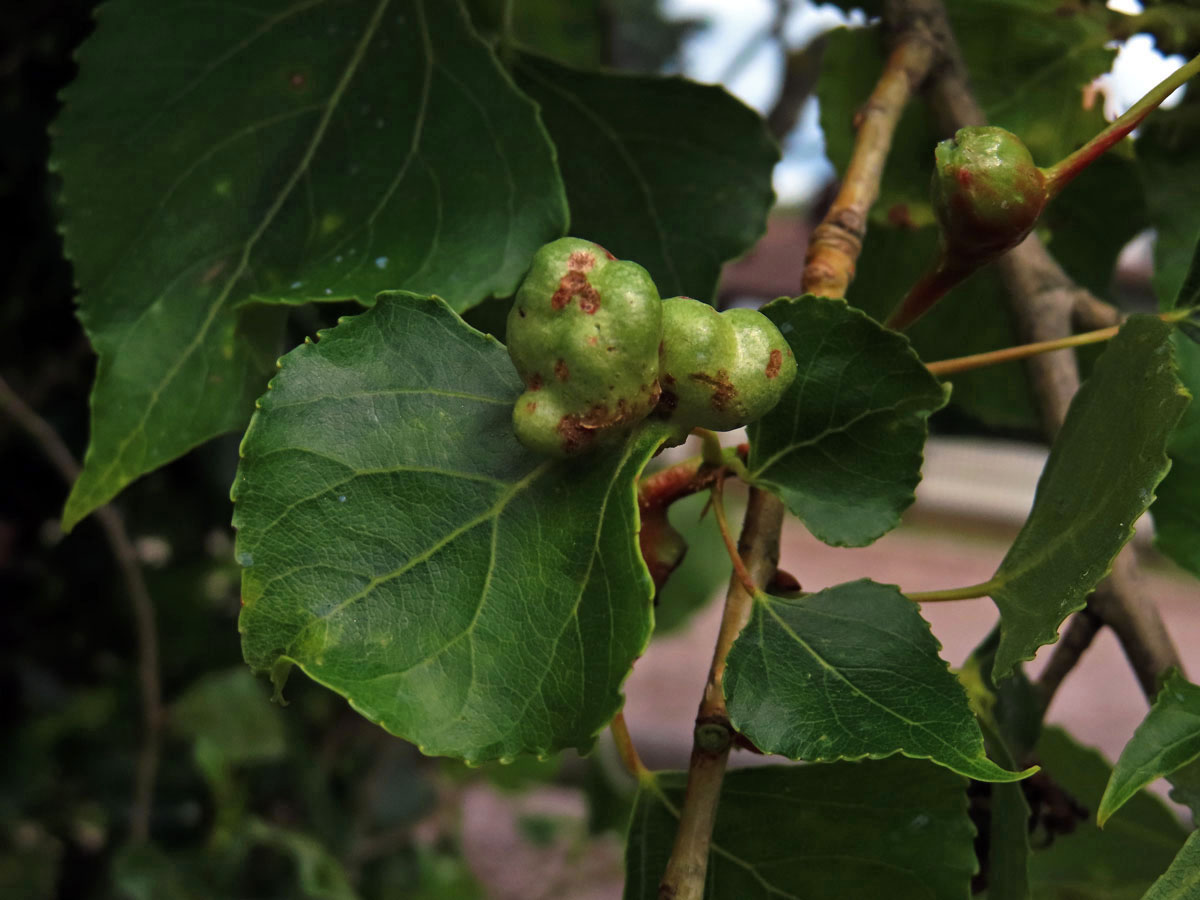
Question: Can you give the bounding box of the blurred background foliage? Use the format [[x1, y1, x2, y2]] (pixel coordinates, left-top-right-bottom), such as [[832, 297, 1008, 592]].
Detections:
[[5, 0, 1200, 896], [0, 1, 691, 896]]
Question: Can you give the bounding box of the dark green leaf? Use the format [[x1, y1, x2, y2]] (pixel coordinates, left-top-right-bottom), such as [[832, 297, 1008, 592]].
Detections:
[[1141, 109, 1200, 578], [1139, 109, 1200, 307], [512, 52, 778, 302], [623, 761, 976, 900], [745, 295, 949, 547], [235, 295, 663, 761], [1028, 728, 1188, 900], [990, 317, 1189, 679], [1172, 236, 1200, 310], [848, 226, 1042, 431], [56, 0, 568, 529], [1099, 669, 1200, 826], [961, 628, 1040, 900], [1141, 830, 1200, 900], [725, 580, 1028, 782]]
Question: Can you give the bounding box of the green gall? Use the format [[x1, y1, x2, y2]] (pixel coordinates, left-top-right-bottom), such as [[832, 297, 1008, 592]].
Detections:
[[657, 297, 796, 434], [506, 237, 662, 457], [931, 126, 1048, 259]]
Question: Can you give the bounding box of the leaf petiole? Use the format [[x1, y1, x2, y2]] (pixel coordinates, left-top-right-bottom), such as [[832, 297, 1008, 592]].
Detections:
[[711, 476, 761, 599], [1043, 52, 1200, 198], [906, 580, 998, 603], [925, 309, 1192, 377]]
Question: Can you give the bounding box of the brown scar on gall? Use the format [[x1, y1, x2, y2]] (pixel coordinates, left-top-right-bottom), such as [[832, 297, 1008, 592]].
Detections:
[[766, 349, 783, 379], [556, 384, 662, 454], [550, 270, 602, 314], [567, 250, 596, 272], [690, 370, 737, 411], [554, 359, 569, 381]]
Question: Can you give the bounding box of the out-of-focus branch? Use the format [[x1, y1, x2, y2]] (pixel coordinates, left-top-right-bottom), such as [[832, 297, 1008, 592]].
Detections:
[[802, 34, 937, 297], [911, 0, 1183, 699], [765, 37, 827, 142], [0, 375, 162, 842]]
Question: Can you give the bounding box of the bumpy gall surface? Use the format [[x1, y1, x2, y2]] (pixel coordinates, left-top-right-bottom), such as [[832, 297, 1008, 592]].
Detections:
[[931, 126, 1048, 258], [656, 297, 796, 435], [506, 237, 662, 457]]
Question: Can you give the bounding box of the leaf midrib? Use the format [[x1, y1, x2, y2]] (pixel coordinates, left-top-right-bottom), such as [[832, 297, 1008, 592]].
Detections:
[[95, 0, 396, 491]]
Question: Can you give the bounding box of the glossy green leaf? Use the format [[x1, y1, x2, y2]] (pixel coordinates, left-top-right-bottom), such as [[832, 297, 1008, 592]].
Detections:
[[1028, 728, 1188, 900], [724, 580, 1029, 782], [1099, 670, 1200, 826], [623, 761, 976, 900], [961, 628, 1041, 900], [55, 0, 568, 530], [1142, 830, 1200, 900], [512, 52, 778, 302], [235, 294, 664, 762], [990, 317, 1189, 679], [745, 295, 949, 547]]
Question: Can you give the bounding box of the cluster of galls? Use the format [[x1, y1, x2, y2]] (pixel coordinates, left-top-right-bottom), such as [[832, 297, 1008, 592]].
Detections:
[[506, 238, 797, 458]]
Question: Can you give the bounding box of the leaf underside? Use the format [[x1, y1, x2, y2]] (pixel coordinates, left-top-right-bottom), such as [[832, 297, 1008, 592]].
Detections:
[[990, 316, 1189, 679], [234, 295, 663, 762], [724, 580, 1029, 782], [55, 0, 567, 529], [623, 761, 976, 900], [747, 295, 948, 547]]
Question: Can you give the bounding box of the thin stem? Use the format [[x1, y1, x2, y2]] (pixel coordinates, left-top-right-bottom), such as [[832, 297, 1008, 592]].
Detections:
[[0, 375, 162, 842], [611, 711, 652, 782], [1036, 609, 1103, 712], [906, 580, 997, 603], [926, 324, 1119, 376], [1043, 52, 1200, 198], [927, 307, 1196, 378], [711, 478, 758, 598], [883, 252, 972, 333]]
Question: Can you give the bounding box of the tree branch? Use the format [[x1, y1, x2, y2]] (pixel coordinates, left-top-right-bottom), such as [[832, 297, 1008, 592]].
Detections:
[[802, 35, 937, 297], [657, 14, 939, 896], [0, 375, 162, 842], [913, 0, 1184, 700]]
